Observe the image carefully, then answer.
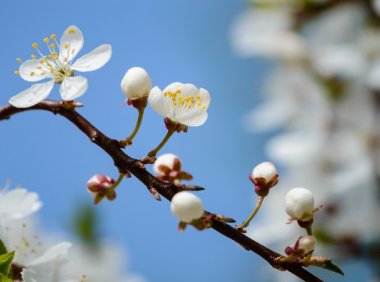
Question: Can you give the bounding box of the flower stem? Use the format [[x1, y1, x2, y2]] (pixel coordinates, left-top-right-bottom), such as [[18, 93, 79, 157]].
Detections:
[[109, 173, 125, 191], [148, 129, 175, 157], [120, 108, 145, 147], [239, 196, 265, 230], [306, 226, 313, 236]]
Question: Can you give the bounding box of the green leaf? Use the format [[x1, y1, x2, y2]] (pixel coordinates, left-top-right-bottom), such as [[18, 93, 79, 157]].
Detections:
[[0, 272, 13, 282], [0, 241, 7, 256], [323, 260, 344, 276], [0, 251, 15, 277]]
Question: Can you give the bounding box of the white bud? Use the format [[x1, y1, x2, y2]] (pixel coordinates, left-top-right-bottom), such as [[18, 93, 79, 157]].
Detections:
[[285, 187, 314, 221], [153, 153, 181, 177], [170, 191, 204, 223], [252, 161, 278, 183], [121, 67, 151, 99], [297, 235, 315, 254]]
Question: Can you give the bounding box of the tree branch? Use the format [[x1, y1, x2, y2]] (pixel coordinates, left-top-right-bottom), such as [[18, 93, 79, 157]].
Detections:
[[0, 100, 323, 282]]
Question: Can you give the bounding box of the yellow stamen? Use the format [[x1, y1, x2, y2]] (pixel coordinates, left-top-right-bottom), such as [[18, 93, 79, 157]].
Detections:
[[32, 43, 39, 49], [64, 43, 69, 49], [50, 43, 56, 49], [68, 28, 75, 34], [30, 54, 36, 59], [196, 95, 201, 99], [14, 70, 20, 75], [50, 34, 57, 39], [16, 58, 22, 63], [43, 37, 49, 43], [30, 71, 35, 77]]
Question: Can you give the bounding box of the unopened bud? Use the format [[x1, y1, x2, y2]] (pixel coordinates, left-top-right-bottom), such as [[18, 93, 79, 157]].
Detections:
[[286, 235, 316, 257], [121, 67, 151, 101], [87, 174, 116, 205], [153, 154, 192, 184], [285, 187, 314, 222], [170, 191, 204, 223], [250, 161, 278, 196]]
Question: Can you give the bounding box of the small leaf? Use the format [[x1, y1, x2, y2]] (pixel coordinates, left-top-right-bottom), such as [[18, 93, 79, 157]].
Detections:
[[0, 251, 15, 277], [323, 260, 344, 276], [0, 241, 7, 256], [0, 272, 13, 282]]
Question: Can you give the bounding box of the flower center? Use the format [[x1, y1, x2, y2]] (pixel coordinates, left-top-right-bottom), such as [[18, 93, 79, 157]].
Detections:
[[15, 33, 75, 83], [163, 89, 207, 112]]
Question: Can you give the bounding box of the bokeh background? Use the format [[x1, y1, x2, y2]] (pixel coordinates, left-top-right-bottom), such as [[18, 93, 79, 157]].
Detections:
[[0, 0, 377, 281]]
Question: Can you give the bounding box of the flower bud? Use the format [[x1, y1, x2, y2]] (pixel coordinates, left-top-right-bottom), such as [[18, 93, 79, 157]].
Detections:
[[285, 187, 314, 222], [250, 161, 278, 196], [87, 174, 116, 205], [297, 235, 315, 255], [153, 153, 192, 184], [170, 191, 204, 223], [285, 235, 316, 257], [121, 67, 151, 100]]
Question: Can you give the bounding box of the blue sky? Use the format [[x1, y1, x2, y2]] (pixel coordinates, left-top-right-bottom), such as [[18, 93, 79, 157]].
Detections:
[[0, 0, 367, 281]]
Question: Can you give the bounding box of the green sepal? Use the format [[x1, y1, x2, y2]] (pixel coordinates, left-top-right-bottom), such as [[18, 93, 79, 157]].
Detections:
[[315, 260, 344, 276], [0, 241, 7, 256], [0, 272, 13, 282], [0, 251, 15, 277]]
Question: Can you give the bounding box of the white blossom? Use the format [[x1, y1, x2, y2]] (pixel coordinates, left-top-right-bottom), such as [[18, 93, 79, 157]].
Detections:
[[251, 162, 278, 183], [285, 187, 314, 221], [9, 25, 112, 108], [121, 67, 151, 100], [153, 153, 181, 177], [297, 235, 315, 254], [170, 191, 204, 223], [149, 82, 211, 127]]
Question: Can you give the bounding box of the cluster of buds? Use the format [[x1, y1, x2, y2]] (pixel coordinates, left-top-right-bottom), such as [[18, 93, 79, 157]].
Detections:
[[249, 161, 278, 197], [153, 154, 192, 184], [87, 174, 117, 205]]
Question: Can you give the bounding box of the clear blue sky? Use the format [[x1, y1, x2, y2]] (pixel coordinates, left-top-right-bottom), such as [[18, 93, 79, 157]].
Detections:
[[0, 1, 366, 281]]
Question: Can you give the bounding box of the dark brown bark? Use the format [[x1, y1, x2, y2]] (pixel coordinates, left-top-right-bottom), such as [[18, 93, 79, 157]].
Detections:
[[0, 100, 323, 282]]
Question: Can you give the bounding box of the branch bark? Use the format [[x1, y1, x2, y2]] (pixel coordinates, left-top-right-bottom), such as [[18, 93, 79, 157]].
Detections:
[[0, 100, 323, 282]]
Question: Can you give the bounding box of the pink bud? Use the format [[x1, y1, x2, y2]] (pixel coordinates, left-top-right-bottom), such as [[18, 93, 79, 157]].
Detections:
[[87, 174, 116, 205]]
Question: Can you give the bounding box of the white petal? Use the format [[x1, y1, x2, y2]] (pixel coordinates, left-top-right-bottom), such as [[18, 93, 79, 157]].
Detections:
[[177, 110, 208, 127], [59, 25, 84, 63], [19, 59, 52, 82], [71, 44, 112, 72], [148, 86, 171, 117], [26, 242, 71, 267], [9, 80, 54, 108], [60, 76, 88, 101], [199, 88, 211, 109], [0, 188, 42, 220], [23, 242, 72, 282]]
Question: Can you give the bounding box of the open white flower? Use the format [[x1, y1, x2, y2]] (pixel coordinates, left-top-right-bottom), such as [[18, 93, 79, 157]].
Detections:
[[9, 25, 112, 108], [0, 188, 42, 221], [148, 82, 211, 127]]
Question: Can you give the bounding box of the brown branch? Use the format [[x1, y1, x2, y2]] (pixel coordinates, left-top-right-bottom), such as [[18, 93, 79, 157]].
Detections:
[[0, 100, 323, 282]]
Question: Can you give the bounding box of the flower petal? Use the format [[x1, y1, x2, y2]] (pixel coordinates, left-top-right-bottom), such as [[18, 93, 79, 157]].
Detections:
[[148, 86, 171, 117], [199, 88, 211, 109], [60, 76, 88, 101], [19, 59, 52, 82], [9, 80, 54, 108], [71, 44, 112, 72], [59, 25, 84, 63], [0, 188, 42, 220], [177, 110, 208, 127]]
